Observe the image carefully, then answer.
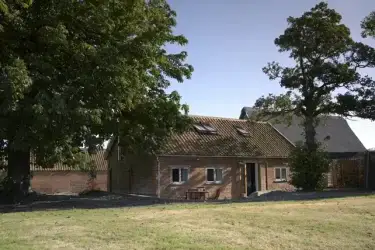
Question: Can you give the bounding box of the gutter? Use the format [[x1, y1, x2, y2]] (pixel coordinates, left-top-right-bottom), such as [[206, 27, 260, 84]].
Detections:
[[157, 154, 289, 159]]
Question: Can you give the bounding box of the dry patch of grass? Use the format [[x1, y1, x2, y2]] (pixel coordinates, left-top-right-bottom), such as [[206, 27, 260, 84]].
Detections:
[[1, 196, 375, 249]]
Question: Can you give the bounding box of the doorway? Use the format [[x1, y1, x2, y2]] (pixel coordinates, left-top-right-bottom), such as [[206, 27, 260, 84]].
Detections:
[[246, 163, 257, 195]]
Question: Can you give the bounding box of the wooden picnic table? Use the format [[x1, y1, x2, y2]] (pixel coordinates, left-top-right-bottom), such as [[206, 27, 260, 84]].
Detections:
[[186, 188, 209, 200]]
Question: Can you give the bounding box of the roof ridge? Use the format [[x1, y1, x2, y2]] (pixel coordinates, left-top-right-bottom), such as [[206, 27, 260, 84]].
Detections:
[[266, 122, 296, 147], [189, 114, 269, 123]]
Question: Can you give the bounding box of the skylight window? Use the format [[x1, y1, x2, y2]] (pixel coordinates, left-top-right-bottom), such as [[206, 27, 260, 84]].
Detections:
[[202, 123, 217, 133], [193, 123, 217, 134], [236, 127, 250, 136], [193, 123, 206, 132]]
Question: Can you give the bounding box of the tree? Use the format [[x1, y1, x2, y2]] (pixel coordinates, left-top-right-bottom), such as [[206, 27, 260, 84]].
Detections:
[[0, 0, 193, 202], [0, 0, 32, 15], [252, 2, 368, 189], [253, 2, 367, 151], [336, 12, 375, 120], [362, 12, 375, 40], [288, 143, 331, 191]]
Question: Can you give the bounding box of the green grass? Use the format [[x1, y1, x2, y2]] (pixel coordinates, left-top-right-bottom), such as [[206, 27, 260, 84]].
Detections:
[[1, 196, 375, 250]]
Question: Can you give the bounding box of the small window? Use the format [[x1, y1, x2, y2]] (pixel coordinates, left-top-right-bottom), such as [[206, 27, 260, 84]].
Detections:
[[235, 126, 250, 136], [275, 167, 287, 182], [206, 168, 223, 183], [171, 167, 189, 184]]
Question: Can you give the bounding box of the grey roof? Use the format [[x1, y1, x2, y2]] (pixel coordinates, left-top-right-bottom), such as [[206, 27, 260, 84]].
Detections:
[[240, 107, 366, 153]]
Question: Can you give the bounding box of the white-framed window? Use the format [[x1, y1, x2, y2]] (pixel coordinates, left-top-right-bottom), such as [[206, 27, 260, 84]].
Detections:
[[171, 166, 189, 184], [206, 167, 223, 184], [275, 167, 287, 182]]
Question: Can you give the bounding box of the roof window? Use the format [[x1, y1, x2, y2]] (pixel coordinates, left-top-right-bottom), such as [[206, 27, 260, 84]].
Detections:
[[193, 123, 217, 134], [235, 126, 250, 136]]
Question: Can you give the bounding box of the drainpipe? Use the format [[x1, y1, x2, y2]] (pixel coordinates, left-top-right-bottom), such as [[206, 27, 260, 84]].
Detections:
[[156, 156, 161, 198], [366, 151, 370, 189], [244, 163, 247, 197], [265, 161, 268, 190]]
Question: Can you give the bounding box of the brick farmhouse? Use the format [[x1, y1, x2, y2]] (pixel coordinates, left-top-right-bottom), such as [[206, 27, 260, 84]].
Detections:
[[106, 115, 296, 199]]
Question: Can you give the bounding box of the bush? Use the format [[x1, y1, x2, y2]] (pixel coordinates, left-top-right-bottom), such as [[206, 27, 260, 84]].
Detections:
[[289, 144, 331, 191]]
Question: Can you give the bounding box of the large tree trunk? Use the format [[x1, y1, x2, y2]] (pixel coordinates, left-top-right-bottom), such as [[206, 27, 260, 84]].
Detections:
[[5, 146, 31, 203], [304, 116, 317, 152]]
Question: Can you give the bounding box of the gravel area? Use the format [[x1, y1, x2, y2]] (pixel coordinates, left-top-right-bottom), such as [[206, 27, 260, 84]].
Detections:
[[247, 189, 374, 202], [0, 189, 373, 213]]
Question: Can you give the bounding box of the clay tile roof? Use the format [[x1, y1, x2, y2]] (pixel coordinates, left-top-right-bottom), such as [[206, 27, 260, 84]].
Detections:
[[31, 150, 107, 171], [160, 115, 294, 158]]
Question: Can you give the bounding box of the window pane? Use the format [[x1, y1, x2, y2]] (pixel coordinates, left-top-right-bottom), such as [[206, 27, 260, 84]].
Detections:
[[215, 169, 223, 182], [281, 168, 287, 180], [275, 168, 281, 179], [207, 169, 214, 181], [172, 169, 180, 182], [203, 124, 216, 132], [181, 169, 188, 182], [236, 127, 249, 136], [193, 124, 206, 132]]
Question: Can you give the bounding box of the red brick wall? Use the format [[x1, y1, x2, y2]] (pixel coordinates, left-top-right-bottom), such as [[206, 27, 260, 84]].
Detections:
[[108, 152, 294, 199], [128, 155, 157, 195], [31, 171, 107, 194], [159, 156, 240, 199], [158, 156, 294, 199], [264, 159, 295, 191]]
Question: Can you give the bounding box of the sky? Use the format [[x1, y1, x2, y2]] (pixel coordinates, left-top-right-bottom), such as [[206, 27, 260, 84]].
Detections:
[[166, 0, 375, 149]]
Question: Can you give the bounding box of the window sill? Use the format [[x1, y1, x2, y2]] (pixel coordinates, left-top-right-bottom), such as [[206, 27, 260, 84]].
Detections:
[[274, 180, 288, 183], [205, 181, 223, 185], [170, 182, 188, 186]]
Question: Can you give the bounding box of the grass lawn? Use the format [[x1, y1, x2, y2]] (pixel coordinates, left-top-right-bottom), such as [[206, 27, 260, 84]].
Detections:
[[1, 196, 375, 250]]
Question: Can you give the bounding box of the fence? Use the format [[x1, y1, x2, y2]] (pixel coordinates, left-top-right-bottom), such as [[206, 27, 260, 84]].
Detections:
[[328, 159, 365, 188]]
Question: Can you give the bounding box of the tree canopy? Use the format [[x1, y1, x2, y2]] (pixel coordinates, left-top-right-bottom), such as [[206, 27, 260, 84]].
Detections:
[[253, 2, 368, 151], [336, 11, 375, 120], [0, 0, 193, 200]]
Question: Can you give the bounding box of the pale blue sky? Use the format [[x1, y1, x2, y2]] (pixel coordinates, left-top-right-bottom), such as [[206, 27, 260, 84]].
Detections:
[[166, 0, 375, 149]]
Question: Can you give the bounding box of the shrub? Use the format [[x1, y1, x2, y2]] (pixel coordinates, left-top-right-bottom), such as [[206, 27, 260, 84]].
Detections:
[[289, 144, 331, 191]]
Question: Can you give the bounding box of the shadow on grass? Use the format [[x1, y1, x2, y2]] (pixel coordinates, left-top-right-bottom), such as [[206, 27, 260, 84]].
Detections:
[[0, 189, 374, 214]]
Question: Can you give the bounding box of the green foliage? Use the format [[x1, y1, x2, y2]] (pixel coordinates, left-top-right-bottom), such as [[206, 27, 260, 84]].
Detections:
[[119, 92, 192, 155], [64, 151, 97, 180], [336, 12, 375, 120], [361, 11, 375, 38], [253, 2, 366, 151], [66, 150, 99, 192], [0, 0, 29, 14], [0, 0, 193, 171], [252, 91, 298, 125], [288, 143, 331, 191]]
